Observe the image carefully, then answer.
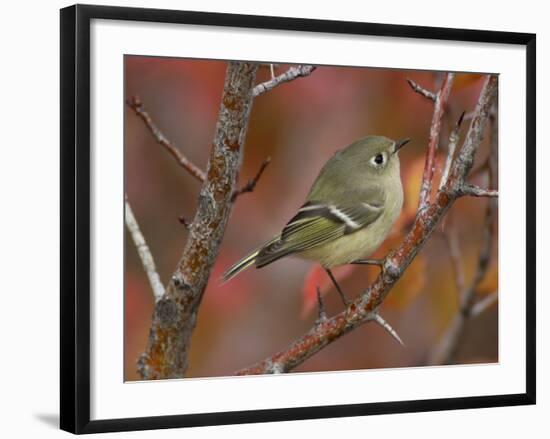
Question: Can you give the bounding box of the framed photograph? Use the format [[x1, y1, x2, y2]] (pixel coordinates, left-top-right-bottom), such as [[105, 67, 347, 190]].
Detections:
[[60, 4, 536, 434]]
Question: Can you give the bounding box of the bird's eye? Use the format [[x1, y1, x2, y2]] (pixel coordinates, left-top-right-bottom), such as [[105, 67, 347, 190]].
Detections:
[[371, 153, 385, 166]]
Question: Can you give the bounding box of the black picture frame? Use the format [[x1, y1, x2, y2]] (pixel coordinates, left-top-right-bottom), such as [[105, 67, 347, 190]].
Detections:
[[60, 4, 536, 434]]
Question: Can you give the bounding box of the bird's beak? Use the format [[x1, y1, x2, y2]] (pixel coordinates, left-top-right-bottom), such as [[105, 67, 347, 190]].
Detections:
[[393, 138, 411, 155]]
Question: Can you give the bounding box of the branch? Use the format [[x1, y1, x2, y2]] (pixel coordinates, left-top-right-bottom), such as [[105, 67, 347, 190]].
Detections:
[[125, 198, 165, 302], [253, 65, 316, 97], [406, 78, 436, 102], [458, 183, 499, 198], [417, 73, 455, 210], [126, 96, 206, 182], [236, 75, 498, 375], [429, 88, 499, 365], [231, 157, 271, 202], [138, 62, 258, 380]]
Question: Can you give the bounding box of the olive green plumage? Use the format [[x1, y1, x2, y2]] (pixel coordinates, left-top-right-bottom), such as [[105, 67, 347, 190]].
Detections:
[[222, 135, 409, 282]]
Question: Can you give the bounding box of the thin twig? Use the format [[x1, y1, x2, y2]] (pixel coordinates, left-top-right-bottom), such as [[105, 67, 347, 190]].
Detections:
[[417, 73, 455, 210], [126, 96, 206, 182], [406, 78, 437, 102], [231, 158, 271, 202], [253, 65, 316, 97], [125, 198, 165, 302], [471, 291, 498, 317], [459, 183, 499, 198], [236, 75, 498, 375]]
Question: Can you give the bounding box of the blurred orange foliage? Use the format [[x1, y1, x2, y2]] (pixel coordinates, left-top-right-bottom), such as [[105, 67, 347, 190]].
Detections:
[[124, 57, 498, 380]]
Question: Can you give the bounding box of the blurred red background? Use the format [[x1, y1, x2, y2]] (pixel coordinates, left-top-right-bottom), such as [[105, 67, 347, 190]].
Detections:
[[124, 56, 498, 381]]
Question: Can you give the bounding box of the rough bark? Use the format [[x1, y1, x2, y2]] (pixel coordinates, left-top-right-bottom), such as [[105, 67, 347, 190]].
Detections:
[[429, 84, 499, 365], [137, 62, 258, 379]]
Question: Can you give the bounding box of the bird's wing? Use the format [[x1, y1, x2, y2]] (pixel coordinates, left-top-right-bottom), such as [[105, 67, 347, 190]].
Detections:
[[255, 199, 384, 268]]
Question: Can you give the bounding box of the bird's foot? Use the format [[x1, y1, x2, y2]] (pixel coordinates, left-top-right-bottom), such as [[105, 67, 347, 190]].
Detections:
[[351, 257, 400, 280], [351, 258, 385, 269]]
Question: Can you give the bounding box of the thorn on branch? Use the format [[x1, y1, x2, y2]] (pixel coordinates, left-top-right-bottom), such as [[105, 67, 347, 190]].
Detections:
[[372, 313, 404, 347], [253, 65, 317, 97], [440, 111, 466, 190], [126, 95, 206, 182], [178, 215, 190, 229], [406, 78, 437, 102], [231, 158, 271, 201], [456, 110, 466, 127]]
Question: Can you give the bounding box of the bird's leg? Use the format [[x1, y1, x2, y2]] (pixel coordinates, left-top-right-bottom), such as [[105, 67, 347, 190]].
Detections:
[[324, 268, 350, 307], [315, 286, 327, 327]]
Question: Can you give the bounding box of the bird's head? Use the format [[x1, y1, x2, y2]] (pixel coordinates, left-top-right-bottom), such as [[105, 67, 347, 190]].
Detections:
[[338, 135, 410, 178]]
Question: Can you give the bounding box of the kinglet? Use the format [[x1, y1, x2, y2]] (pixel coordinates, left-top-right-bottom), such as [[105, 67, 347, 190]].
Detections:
[[223, 136, 410, 288]]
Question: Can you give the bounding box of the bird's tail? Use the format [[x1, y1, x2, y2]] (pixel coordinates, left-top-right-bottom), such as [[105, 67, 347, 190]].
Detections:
[[221, 249, 260, 283]]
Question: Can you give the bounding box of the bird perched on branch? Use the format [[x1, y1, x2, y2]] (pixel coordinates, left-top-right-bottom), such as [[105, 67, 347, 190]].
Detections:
[[223, 136, 409, 301]]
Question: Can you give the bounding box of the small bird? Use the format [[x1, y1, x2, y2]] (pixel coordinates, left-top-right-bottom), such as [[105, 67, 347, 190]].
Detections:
[[223, 136, 409, 300]]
